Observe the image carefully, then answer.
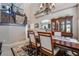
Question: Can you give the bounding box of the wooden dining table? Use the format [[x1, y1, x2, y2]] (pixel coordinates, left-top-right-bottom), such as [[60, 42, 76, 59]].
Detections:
[[53, 36, 79, 49], [52, 36, 79, 55]]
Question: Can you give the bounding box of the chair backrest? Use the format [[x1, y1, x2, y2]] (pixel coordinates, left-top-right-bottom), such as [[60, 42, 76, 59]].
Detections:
[[54, 31, 61, 37], [34, 31, 38, 36], [38, 32, 53, 53], [28, 30, 36, 44], [0, 42, 2, 50]]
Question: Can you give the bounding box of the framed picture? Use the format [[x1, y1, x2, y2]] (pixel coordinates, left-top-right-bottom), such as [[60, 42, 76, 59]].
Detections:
[[34, 23, 39, 28]]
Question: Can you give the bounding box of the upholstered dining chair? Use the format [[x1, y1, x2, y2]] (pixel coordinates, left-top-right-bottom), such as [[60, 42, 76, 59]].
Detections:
[[0, 42, 2, 55], [38, 32, 60, 56], [28, 30, 40, 55]]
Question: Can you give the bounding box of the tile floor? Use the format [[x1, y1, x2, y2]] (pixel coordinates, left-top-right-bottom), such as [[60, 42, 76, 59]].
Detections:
[[1, 39, 29, 56]]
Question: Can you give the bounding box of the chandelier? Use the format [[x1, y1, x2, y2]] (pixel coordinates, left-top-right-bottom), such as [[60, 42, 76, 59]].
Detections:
[[35, 3, 55, 15]]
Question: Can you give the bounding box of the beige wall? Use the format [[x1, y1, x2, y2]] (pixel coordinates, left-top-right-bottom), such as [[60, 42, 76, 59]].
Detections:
[[30, 7, 78, 39], [20, 4, 78, 39], [77, 4, 79, 40], [0, 11, 1, 22], [0, 25, 26, 44], [16, 15, 25, 24]]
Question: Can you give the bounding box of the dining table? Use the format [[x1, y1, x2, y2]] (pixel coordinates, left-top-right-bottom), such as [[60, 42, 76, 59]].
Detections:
[[52, 36, 79, 55], [53, 36, 79, 48]]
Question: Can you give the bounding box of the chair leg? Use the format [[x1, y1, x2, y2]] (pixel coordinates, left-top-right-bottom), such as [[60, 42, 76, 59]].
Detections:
[[55, 49, 66, 56]]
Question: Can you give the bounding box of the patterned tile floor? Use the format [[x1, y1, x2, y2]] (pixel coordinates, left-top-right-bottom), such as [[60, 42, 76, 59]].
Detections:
[[1, 39, 29, 56]]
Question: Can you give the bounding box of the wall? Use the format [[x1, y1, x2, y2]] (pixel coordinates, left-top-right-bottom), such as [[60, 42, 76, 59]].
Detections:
[[77, 4, 79, 40], [16, 15, 25, 24], [0, 25, 26, 44], [23, 4, 32, 24], [0, 11, 1, 22], [30, 7, 78, 39]]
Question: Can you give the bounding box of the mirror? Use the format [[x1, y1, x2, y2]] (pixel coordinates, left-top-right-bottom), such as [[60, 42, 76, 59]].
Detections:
[[35, 19, 51, 31]]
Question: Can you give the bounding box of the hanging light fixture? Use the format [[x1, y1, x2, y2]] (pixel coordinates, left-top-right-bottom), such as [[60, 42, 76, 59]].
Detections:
[[39, 3, 55, 15]]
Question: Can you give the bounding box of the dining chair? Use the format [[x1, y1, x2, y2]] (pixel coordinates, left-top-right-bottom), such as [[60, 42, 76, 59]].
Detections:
[[38, 32, 60, 56], [0, 42, 2, 55], [28, 30, 40, 55]]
